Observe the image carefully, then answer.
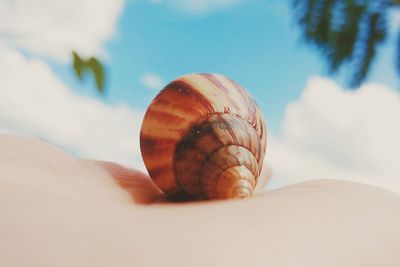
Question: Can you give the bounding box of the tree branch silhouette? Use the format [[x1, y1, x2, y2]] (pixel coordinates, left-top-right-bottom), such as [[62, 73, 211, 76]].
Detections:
[[292, 0, 399, 88]]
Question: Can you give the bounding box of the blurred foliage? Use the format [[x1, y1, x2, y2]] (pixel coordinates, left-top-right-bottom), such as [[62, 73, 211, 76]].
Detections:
[[292, 0, 400, 88], [72, 51, 105, 94]]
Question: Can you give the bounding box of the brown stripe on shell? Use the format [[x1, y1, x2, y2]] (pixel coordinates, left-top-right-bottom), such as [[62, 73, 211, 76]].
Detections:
[[168, 80, 215, 114], [140, 136, 176, 161], [228, 78, 250, 104], [140, 136, 176, 149], [144, 110, 187, 126], [149, 83, 205, 122], [202, 73, 230, 93]]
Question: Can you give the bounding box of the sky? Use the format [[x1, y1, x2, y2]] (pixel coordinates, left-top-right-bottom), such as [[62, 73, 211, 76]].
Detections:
[[0, 0, 399, 192]]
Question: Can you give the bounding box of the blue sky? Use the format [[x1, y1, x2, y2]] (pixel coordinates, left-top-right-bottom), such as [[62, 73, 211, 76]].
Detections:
[[53, 0, 398, 134]]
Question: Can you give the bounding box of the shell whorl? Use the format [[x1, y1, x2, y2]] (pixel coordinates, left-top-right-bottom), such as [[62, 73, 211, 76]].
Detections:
[[140, 73, 267, 200]]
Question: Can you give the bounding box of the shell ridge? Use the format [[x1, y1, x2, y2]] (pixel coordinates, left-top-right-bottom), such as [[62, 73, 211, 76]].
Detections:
[[191, 112, 262, 140], [215, 165, 256, 198], [196, 143, 260, 197], [171, 111, 262, 193], [173, 112, 263, 197]]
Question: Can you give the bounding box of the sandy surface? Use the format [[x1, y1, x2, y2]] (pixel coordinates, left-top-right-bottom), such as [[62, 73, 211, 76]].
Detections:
[[0, 134, 399, 267]]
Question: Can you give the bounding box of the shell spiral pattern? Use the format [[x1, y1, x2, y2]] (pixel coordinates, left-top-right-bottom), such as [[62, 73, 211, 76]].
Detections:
[[140, 73, 267, 200]]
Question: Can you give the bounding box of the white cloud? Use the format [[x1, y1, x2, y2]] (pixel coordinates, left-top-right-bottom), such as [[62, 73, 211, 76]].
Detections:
[[266, 77, 400, 193], [140, 73, 165, 90], [150, 0, 244, 14], [0, 44, 145, 171], [0, 0, 123, 63]]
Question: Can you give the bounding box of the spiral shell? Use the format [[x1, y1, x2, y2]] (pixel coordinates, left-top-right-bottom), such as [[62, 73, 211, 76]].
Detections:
[[140, 73, 267, 200]]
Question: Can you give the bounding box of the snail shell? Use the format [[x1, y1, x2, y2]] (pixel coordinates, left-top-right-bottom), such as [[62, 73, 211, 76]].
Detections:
[[140, 73, 267, 200]]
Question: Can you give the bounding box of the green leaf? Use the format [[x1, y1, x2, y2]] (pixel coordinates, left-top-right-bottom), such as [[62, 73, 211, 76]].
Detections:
[[71, 51, 106, 94], [72, 51, 84, 80], [88, 57, 105, 93]]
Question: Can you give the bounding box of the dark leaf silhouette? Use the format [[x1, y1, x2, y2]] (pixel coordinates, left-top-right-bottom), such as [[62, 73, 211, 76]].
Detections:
[[72, 51, 105, 93], [72, 51, 84, 80], [87, 57, 105, 93], [351, 11, 387, 87], [292, 0, 399, 88]]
